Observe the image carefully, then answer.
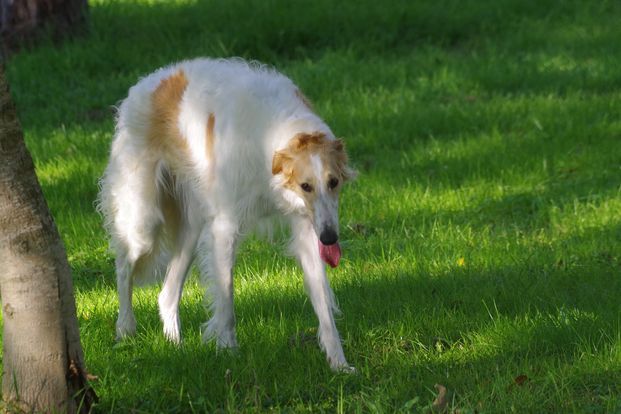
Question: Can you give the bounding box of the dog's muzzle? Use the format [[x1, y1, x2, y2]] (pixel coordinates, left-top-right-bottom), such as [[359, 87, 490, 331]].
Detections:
[[319, 227, 338, 246]]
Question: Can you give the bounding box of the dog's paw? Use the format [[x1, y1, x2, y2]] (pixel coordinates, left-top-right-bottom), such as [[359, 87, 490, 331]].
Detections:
[[115, 313, 136, 341], [334, 364, 357, 374], [201, 319, 238, 349], [161, 314, 182, 344], [159, 294, 182, 344], [328, 356, 356, 374], [216, 330, 238, 349]]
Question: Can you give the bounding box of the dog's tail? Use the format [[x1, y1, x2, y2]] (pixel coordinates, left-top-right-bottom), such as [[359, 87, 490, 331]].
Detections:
[[96, 128, 178, 286]]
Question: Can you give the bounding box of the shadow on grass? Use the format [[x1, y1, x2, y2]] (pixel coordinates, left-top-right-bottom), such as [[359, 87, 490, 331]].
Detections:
[[9, 0, 621, 129], [78, 222, 621, 411], [84, 0, 590, 63]]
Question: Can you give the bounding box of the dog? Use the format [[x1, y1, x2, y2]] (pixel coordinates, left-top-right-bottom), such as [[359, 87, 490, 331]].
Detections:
[[97, 58, 356, 371]]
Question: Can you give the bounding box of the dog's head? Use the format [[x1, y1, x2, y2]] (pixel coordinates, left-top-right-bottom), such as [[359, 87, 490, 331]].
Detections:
[[272, 132, 356, 266]]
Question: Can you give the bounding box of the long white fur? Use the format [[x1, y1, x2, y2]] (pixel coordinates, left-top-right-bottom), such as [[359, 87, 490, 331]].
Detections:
[[97, 58, 353, 371]]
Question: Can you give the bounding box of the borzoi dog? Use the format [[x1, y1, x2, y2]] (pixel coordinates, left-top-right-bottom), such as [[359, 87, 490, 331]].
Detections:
[[98, 58, 356, 371]]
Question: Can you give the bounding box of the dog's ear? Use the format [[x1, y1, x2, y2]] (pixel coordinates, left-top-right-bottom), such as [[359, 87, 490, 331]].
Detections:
[[272, 150, 292, 175], [291, 132, 326, 151], [332, 139, 344, 152], [332, 139, 358, 182]]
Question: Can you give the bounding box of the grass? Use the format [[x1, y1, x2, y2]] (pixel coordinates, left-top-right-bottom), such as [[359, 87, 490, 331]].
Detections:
[[4, 0, 621, 411]]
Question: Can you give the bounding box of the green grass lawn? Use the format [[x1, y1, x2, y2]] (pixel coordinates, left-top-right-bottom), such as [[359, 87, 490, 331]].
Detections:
[[5, 0, 621, 411]]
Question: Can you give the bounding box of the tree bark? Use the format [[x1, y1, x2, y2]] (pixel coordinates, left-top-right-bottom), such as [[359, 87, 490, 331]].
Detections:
[[0, 0, 88, 54], [0, 65, 95, 412]]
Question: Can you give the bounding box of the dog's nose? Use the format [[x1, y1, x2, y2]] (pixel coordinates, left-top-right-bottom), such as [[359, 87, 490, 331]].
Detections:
[[319, 228, 339, 245]]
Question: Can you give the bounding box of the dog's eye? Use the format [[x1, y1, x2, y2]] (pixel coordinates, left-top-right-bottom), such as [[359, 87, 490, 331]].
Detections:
[[301, 183, 313, 192], [328, 177, 339, 190]]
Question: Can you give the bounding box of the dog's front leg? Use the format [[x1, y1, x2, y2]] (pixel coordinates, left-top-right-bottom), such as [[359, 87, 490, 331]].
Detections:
[[290, 216, 353, 372], [198, 215, 239, 349]]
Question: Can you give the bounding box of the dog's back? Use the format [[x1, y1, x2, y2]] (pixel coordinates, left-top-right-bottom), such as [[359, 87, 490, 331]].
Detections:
[[98, 58, 319, 284]]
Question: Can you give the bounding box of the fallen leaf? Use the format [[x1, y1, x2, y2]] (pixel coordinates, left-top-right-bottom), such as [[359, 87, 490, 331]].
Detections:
[[514, 374, 529, 386], [507, 374, 530, 392], [86, 373, 99, 382], [431, 384, 448, 413]]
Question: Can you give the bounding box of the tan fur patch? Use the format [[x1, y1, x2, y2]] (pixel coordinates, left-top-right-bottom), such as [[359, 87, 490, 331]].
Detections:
[[206, 112, 215, 162], [279, 132, 352, 180], [290, 131, 326, 150], [148, 70, 189, 160], [146, 70, 189, 248], [272, 132, 327, 175]]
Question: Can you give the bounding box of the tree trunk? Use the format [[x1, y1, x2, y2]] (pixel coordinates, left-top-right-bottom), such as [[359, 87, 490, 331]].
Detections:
[[0, 65, 95, 412], [0, 0, 88, 53]]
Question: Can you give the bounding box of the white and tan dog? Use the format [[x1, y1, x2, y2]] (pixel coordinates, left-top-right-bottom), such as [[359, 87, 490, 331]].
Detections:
[[98, 58, 356, 371]]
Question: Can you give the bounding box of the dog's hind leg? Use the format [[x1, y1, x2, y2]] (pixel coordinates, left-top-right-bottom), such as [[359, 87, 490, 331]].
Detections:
[[112, 214, 161, 340], [115, 252, 136, 340], [198, 215, 239, 349], [102, 153, 167, 340], [289, 216, 353, 372], [157, 211, 201, 344]]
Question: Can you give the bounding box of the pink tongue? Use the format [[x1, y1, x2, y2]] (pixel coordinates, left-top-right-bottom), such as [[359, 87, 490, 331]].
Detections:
[[319, 240, 341, 268]]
